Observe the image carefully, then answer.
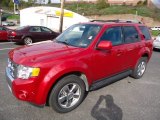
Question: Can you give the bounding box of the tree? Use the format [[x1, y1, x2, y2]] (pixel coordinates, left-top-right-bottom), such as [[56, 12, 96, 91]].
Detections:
[[9, 0, 14, 8]]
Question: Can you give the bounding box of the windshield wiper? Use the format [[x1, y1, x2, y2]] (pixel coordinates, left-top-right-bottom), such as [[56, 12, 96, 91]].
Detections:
[[57, 40, 69, 45]]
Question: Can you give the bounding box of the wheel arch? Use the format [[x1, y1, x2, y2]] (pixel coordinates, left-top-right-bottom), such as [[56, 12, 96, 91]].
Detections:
[[141, 52, 149, 62], [46, 71, 89, 106], [22, 36, 34, 42]]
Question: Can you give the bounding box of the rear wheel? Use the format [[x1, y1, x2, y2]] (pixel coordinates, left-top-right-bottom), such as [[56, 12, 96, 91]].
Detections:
[[49, 75, 86, 113], [23, 37, 33, 45], [131, 57, 148, 79]]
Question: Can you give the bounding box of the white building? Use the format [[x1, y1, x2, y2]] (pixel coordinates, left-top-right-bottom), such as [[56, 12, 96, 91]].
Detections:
[[20, 6, 89, 31]]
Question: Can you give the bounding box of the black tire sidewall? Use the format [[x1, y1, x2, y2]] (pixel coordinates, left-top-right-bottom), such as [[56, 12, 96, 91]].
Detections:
[[132, 57, 147, 79], [49, 75, 86, 113]]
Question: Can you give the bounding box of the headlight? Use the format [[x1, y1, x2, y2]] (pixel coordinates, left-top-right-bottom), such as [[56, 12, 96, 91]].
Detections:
[[17, 65, 40, 79]]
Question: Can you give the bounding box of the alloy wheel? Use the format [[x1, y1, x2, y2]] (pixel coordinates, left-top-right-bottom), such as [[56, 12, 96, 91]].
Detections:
[[58, 83, 81, 108]]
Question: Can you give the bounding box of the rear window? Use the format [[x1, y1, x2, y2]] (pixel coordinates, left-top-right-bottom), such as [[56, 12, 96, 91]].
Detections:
[[139, 26, 151, 40], [16, 26, 28, 30], [123, 26, 140, 43]]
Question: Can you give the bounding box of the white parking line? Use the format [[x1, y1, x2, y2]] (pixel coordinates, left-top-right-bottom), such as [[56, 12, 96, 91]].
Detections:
[[0, 42, 14, 45], [0, 48, 14, 51]]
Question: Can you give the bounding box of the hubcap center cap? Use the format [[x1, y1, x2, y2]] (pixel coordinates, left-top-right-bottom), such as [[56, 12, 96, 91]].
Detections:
[[67, 93, 74, 100]]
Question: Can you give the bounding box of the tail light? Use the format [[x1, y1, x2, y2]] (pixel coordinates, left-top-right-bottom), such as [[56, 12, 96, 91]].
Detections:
[[11, 31, 16, 37]]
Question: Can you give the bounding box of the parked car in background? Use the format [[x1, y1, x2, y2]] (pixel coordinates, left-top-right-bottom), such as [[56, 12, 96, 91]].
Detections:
[[8, 26, 59, 45], [151, 26, 160, 31], [1, 16, 7, 21], [2, 21, 16, 26], [0, 25, 10, 41], [153, 35, 160, 49]]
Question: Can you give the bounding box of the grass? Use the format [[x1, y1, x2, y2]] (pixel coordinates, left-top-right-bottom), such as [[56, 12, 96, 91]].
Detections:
[[7, 14, 20, 20], [151, 30, 160, 36], [48, 3, 160, 21]]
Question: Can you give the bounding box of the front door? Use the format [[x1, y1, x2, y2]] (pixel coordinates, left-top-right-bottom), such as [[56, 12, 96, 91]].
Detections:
[[122, 26, 143, 68], [41, 27, 55, 40], [92, 26, 126, 81]]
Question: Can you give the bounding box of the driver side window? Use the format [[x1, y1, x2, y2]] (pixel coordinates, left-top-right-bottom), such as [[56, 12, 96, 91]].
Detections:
[[100, 26, 123, 46]]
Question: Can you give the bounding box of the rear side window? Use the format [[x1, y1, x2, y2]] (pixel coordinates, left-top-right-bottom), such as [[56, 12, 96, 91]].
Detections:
[[30, 27, 41, 32], [139, 26, 151, 40], [123, 26, 140, 43], [100, 26, 123, 46]]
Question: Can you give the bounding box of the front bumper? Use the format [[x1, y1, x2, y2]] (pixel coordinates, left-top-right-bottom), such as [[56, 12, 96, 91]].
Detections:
[[5, 67, 14, 92], [5, 67, 44, 106]]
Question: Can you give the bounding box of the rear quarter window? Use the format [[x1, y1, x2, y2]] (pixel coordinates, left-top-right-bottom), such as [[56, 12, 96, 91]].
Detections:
[[139, 26, 151, 40]]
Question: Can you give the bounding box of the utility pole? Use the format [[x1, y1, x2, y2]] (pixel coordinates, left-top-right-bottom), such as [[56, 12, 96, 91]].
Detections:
[[59, 0, 65, 33], [0, 8, 2, 25], [147, 0, 151, 7], [13, 0, 15, 14]]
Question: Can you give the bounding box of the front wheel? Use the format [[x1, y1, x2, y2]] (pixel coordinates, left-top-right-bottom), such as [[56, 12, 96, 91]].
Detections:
[[49, 75, 86, 113], [131, 57, 148, 79]]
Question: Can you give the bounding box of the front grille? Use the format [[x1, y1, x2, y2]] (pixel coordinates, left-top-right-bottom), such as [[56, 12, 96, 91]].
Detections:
[[8, 59, 18, 79]]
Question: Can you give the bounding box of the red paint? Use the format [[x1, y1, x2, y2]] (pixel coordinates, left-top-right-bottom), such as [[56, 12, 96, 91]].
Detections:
[[0, 25, 10, 41]]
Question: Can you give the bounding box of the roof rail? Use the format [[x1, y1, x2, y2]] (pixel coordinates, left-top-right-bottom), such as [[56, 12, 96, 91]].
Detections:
[[90, 19, 142, 24]]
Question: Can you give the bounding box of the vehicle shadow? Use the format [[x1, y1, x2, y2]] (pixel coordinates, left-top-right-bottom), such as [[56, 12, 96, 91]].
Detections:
[[153, 48, 160, 52], [91, 95, 123, 120]]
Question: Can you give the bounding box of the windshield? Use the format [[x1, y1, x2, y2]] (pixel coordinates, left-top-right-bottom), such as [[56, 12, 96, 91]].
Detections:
[[56, 24, 101, 48]]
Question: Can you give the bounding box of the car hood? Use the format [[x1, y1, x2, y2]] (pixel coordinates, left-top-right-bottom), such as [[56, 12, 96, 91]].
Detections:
[[9, 41, 84, 66]]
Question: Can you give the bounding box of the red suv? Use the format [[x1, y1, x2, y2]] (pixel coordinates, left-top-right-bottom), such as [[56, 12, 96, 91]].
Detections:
[[6, 20, 153, 113]]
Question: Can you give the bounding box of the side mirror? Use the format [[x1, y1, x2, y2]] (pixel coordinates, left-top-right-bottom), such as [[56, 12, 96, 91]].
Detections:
[[97, 41, 112, 50], [140, 34, 145, 40]]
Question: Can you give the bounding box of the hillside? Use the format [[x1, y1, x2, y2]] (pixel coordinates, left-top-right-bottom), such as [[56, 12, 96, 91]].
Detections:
[[49, 3, 160, 22]]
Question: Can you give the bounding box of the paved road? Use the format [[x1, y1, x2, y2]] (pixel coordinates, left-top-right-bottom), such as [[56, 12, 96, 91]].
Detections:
[[0, 42, 160, 120]]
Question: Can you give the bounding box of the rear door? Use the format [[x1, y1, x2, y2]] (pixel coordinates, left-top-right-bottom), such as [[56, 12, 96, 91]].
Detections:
[[29, 26, 43, 42], [122, 26, 143, 68], [0, 27, 8, 40]]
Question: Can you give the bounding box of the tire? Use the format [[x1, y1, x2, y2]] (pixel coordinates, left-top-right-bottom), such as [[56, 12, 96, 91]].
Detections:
[[131, 57, 148, 79], [23, 37, 33, 45], [49, 75, 86, 113]]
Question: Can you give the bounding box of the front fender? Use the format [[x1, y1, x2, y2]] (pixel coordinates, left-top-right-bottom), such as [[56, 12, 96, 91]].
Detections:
[[34, 60, 92, 105]]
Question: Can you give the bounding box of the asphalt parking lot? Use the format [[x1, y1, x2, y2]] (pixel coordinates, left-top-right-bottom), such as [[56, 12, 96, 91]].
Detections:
[[0, 42, 160, 120]]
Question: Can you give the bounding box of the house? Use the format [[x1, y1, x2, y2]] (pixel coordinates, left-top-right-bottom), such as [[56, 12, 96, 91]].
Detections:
[[20, 6, 89, 31]]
